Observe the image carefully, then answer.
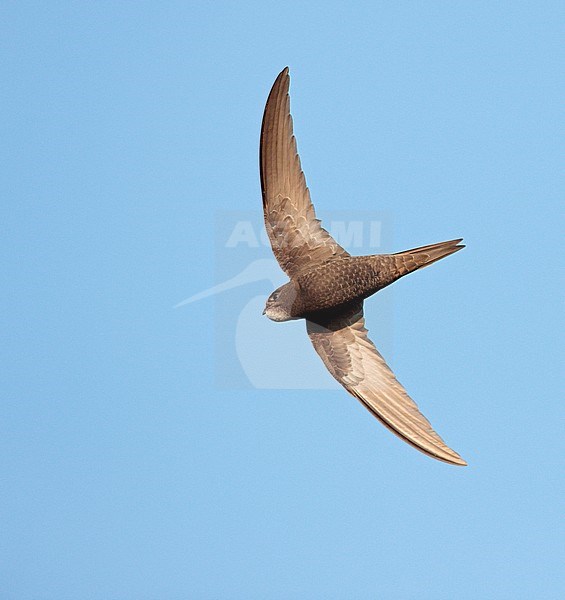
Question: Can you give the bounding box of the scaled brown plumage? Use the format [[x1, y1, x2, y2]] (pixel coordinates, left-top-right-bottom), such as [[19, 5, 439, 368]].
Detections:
[[260, 67, 467, 466]]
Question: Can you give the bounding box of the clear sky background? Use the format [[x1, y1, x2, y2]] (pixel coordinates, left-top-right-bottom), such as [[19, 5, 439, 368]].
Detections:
[[2, 2, 563, 599]]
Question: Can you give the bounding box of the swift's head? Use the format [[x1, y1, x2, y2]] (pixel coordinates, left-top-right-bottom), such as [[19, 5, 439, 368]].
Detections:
[[263, 283, 297, 322]]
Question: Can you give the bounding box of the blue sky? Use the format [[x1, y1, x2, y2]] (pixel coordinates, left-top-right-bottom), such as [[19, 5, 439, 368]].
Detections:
[[1, 2, 563, 598]]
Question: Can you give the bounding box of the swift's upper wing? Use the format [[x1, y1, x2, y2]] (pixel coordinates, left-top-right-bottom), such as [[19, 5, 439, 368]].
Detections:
[[260, 68, 349, 278], [307, 305, 466, 465]]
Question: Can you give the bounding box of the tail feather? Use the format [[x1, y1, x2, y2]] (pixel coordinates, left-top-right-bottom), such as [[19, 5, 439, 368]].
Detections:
[[395, 238, 465, 272], [373, 239, 464, 288]]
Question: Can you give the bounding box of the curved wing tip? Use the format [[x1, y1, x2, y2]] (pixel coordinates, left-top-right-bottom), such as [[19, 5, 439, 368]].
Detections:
[[430, 445, 467, 466], [272, 67, 290, 92], [448, 455, 468, 466]]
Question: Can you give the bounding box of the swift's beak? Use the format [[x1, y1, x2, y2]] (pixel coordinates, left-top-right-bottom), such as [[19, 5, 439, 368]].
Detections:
[[262, 308, 266, 316]]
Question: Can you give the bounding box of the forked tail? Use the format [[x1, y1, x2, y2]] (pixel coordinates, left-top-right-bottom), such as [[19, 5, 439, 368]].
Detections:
[[373, 239, 464, 288], [396, 238, 464, 270]]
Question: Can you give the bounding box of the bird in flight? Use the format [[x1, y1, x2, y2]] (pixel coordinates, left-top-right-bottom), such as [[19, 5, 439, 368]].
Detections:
[[260, 67, 466, 466]]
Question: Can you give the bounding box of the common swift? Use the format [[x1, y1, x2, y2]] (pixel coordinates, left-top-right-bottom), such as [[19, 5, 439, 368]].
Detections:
[[260, 68, 466, 466]]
